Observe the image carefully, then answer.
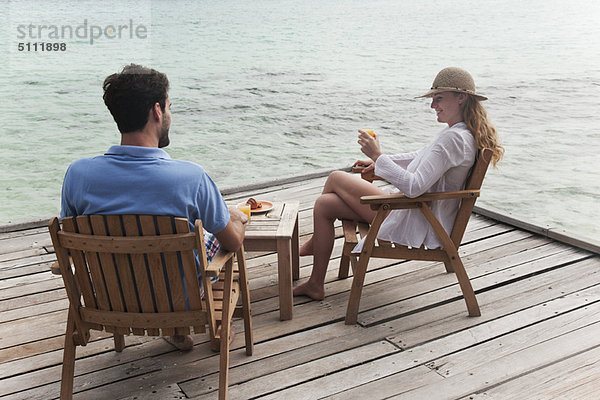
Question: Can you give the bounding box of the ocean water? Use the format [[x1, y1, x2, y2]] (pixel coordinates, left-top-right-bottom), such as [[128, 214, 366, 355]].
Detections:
[[1, 0, 599, 240]]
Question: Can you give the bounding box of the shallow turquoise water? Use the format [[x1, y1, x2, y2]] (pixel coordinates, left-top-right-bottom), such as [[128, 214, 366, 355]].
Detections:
[[1, 0, 599, 240]]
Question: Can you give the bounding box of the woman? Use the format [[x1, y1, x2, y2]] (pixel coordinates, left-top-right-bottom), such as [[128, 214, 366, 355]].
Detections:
[[294, 67, 504, 301]]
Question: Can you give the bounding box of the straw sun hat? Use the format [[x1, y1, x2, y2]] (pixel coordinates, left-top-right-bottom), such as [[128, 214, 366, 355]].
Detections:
[[417, 67, 487, 101]]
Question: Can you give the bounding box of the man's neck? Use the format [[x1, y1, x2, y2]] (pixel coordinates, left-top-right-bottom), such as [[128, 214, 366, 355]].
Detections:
[[120, 130, 159, 147]]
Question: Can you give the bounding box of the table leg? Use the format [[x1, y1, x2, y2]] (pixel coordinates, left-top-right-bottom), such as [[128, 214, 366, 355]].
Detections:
[[292, 214, 300, 281], [276, 238, 293, 320]]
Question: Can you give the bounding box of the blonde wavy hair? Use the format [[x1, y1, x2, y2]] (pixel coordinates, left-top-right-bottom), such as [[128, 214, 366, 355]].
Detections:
[[458, 94, 504, 168]]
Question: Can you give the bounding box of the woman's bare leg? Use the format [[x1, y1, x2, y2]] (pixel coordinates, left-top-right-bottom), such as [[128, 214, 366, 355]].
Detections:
[[299, 236, 314, 256], [294, 172, 386, 300], [299, 171, 386, 256]]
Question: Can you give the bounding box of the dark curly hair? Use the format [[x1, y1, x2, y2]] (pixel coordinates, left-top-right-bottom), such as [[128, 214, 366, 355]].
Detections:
[[103, 64, 169, 133]]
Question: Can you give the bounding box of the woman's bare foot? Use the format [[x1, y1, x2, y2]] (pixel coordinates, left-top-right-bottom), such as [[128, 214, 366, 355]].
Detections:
[[299, 237, 314, 256], [293, 280, 325, 301]]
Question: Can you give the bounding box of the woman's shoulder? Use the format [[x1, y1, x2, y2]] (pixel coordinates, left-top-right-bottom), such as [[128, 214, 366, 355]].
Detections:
[[445, 122, 471, 135], [435, 123, 477, 157], [438, 123, 473, 143]]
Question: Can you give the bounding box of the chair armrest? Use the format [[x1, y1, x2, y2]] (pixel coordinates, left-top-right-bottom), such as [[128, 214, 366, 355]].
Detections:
[[204, 248, 236, 278], [360, 190, 480, 209]]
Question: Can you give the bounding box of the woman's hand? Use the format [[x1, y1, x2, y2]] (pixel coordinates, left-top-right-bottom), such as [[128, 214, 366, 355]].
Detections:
[[360, 163, 376, 182], [352, 159, 373, 173], [357, 129, 382, 161], [352, 159, 373, 169]]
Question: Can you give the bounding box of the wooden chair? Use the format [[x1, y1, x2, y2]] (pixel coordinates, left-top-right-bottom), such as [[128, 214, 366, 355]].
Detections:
[[48, 214, 253, 400], [340, 148, 492, 324]]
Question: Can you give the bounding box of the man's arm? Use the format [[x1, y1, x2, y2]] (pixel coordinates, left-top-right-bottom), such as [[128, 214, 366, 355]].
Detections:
[[214, 206, 248, 252]]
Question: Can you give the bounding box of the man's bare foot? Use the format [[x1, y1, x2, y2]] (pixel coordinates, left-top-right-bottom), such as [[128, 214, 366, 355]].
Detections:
[[164, 334, 194, 351], [299, 237, 314, 256], [293, 280, 325, 301]]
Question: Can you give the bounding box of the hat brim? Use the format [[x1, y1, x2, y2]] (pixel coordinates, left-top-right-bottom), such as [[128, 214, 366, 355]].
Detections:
[[415, 88, 487, 101]]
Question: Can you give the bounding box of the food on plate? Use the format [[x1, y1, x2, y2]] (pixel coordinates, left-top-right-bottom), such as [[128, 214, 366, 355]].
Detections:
[[246, 197, 262, 210]]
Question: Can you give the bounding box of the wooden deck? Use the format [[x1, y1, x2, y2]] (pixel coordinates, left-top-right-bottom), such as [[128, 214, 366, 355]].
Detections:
[[2, 170, 600, 399]]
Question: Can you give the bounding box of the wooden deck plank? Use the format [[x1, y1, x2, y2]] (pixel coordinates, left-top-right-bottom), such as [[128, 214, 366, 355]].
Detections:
[[358, 243, 587, 326], [243, 262, 600, 396], [388, 320, 600, 400], [0, 252, 56, 272], [0, 226, 47, 240], [328, 286, 600, 399], [286, 284, 600, 399], [0, 333, 113, 380], [0, 297, 68, 324], [1, 357, 162, 400], [0, 271, 58, 292], [0, 309, 67, 349], [1, 170, 599, 400], [89, 323, 367, 400], [251, 239, 580, 332], [0, 261, 56, 280], [183, 324, 372, 398], [0, 288, 66, 313], [324, 366, 444, 400], [221, 254, 598, 374], [0, 336, 180, 398], [188, 341, 399, 399], [387, 258, 600, 349], [0, 275, 63, 302], [471, 345, 600, 399], [427, 300, 600, 378], [0, 248, 49, 263], [0, 231, 52, 256]]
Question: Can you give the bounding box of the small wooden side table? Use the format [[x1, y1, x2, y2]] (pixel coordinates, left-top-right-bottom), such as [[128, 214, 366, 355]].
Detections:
[[242, 201, 300, 320]]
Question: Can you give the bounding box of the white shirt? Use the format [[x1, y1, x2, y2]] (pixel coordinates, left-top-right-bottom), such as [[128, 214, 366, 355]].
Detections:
[[353, 122, 477, 251]]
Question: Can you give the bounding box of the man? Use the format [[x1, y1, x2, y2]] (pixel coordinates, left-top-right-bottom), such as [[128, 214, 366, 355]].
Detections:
[[61, 64, 247, 350]]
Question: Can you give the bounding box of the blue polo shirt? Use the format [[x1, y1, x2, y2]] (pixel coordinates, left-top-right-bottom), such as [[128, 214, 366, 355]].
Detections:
[[61, 145, 230, 235]]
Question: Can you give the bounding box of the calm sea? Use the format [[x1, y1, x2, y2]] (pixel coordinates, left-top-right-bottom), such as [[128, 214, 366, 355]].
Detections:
[[1, 0, 599, 240]]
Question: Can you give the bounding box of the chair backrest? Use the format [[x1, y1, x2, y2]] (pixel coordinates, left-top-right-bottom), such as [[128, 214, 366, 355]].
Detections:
[[48, 214, 211, 338], [449, 147, 493, 247]]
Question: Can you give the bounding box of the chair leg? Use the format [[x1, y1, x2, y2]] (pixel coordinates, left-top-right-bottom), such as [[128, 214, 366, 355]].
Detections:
[[345, 254, 370, 325], [276, 238, 294, 321], [60, 310, 77, 400], [345, 209, 388, 325], [338, 245, 352, 279], [114, 333, 125, 352], [443, 260, 455, 273], [236, 248, 253, 356], [449, 256, 481, 317], [419, 203, 480, 317], [339, 244, 359, 279], [292, 214, 300, 281], [218, 321, 230, 400], [218, 257, 235, 400], [339, 220, 358, 279], [349, 254, 358, 275]]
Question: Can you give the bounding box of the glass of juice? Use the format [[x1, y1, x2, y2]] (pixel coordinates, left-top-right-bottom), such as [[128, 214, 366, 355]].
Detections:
[[237, 203, 251, 221], [363, 129, 376, 138]]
